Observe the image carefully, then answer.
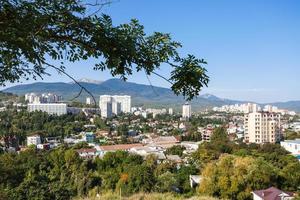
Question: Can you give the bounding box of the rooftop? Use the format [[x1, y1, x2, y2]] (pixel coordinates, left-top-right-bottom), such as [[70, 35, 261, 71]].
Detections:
[[76, 148, 97, 153], [252, 187, 294, 200], [100, 143, 143, 151], [281, 139, 300, 144]]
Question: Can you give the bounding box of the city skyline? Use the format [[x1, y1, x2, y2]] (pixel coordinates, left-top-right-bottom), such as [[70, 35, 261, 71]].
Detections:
[[1, 0, 300, 103]]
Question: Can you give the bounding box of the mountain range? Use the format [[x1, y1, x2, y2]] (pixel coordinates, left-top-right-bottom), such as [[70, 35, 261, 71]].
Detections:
[[2, 78, 300, 112]]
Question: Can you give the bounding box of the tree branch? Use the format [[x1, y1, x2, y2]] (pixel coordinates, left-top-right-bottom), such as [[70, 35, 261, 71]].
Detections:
[[144, 71, 159, 97], [151, 71, 173, 85], [43, 62, 97, 109]]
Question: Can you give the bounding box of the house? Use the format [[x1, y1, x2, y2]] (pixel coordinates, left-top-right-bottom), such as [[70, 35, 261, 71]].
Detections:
[[252, 187, 294, 200], [27, 135, 41, 146], [84, 132, 95, 143], [189, 175, 202, 188], [130, 146, 166, 162], [166, 155, 182, 164], [280, 139, 300, 155], [98, 143, 143, 157], [76, 148, 99, 159], [143, 136, 180, 149], [181, 141, 201, 153]]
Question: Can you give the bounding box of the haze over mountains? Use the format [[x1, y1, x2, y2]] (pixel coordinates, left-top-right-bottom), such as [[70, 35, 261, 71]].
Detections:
[[2, 78, 300, 112]]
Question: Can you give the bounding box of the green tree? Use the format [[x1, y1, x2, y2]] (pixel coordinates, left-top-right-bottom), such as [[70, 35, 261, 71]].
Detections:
[[165, 145, 186, 157], [0, 0, 209, 101], [198, 155, 278, 200], [154, 171, 178, 193]]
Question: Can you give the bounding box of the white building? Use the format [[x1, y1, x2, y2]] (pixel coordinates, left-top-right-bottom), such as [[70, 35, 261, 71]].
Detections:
[[25, 93, 62, 103], [213, 103, 260, 113], [99, 95, 131, 118], [168, 108, 173, 115], [86, 97, 91, 105], [27, 135, 41, 146], [113, 95, 131, 113], [280, 139, 300, 155], [25, 93, 38, 103], [99, 95, 113, 118], [28, 103, 67, 116], [182, 103, 191, 119], [244, 112, 281, 144], [146, 108, 167, 118]]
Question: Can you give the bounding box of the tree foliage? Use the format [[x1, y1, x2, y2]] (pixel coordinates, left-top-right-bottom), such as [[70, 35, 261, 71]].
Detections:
[[198, 155, 278, 200], [0, 0, 209, 100]]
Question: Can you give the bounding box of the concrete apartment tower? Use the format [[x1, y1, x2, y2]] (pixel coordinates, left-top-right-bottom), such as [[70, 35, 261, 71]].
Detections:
[[99, 95, 131, 118], [86, 97, 91, 105], [182, 103, 191, 119], [244, 112, 281, 144]]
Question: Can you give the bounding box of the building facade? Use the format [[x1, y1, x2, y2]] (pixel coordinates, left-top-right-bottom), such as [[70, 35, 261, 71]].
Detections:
[[99, 95, 131, 118], [182, 103, 191, 119], [28, 103, 67, 116], [168, 108, 173, 115], [280, 139, 300, 155], [27, 135, 41, 146], [25, 93, 62, 103], [86, 97, 91, 105], [244, 112, 281, 144]]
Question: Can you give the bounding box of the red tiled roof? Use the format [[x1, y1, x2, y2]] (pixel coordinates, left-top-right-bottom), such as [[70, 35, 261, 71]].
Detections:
[[100, 143, 143, 151], [76, 148, 96, 153]]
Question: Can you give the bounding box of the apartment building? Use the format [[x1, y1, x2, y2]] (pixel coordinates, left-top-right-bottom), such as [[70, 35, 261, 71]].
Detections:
[[182, 103, 191, 119], [25, 93, 62, 103], [28, 103, 67, 116], [244, 112, 281, 144], [99, 95, 131, 118]]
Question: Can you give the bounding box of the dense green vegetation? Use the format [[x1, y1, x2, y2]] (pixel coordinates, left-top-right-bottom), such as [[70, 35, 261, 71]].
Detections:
[[0, 148, 198, 200], [0, 110, 90, 146], [284, 130, 300, 140], [165, 145, 186, 157], [193, 127, 300, 200], [74, 192, 219, 200], [0, 118, 299, 200]]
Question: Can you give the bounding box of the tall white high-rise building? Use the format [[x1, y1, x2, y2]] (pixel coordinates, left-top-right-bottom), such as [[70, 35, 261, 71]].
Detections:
[[99, 95, 113, 118], [99, 95, 131, 118], [168, 108, 173, 115], [182, 103, 191, 119], [113, 95, 131, 113], [244, 112, 281, 144], [86, 97, 91, 105], [25, 93, 62, 103]]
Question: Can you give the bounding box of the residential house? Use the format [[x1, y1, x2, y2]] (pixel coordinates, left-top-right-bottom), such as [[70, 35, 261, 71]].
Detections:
[[252, 187, 294, 200]]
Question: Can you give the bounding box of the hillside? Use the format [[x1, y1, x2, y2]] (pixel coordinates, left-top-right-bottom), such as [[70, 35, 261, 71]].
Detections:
[[2, 79, 243, 110], [2, 79, 300, 112]]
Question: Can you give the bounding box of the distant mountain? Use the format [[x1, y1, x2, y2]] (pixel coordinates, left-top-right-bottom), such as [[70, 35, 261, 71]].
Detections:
[[2, 79, 300, 112], [76, 78, 102, 84]]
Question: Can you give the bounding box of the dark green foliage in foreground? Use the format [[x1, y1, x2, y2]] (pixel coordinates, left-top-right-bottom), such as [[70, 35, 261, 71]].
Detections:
[[192, 127, 300, 199], [0, 149, 197, 200], [0, 0, 208, 100]]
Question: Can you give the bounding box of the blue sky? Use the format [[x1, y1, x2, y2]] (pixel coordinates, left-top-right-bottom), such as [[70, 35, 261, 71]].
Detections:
[[3, 0, 300, 103]]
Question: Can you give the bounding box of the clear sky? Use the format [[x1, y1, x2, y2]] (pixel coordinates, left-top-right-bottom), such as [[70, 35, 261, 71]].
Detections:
[[2, 0, 300, 103]]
